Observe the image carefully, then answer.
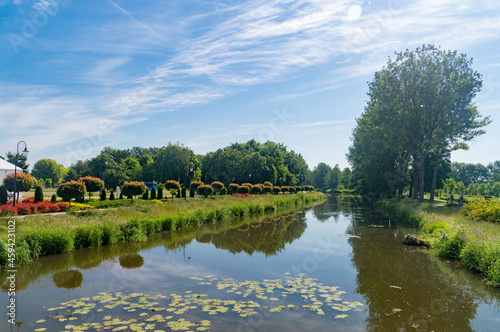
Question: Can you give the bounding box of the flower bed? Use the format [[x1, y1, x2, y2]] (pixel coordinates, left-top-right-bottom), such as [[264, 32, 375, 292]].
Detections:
[[0, 201, 70, 216]]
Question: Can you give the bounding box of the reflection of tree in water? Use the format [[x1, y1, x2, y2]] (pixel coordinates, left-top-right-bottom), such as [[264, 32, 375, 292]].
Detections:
[[197, 213, 307, 257], [119, 254, 145, 269], [312, 195, 366, 222], [53, 270, 83, 289], [348, 223, 478, 331]]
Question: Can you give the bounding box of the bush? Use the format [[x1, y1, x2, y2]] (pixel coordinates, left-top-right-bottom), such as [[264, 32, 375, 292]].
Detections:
[[150, 187, 157, 200], [190, 180, 204, 191], [262, 186, 272, 194], [228, 183, 239, 195], [34, 185, 44, 203], [165, 180, 181, 191], [197, 185, 214, 198], [237, 186, 250, 194], [79, 176, 104, 199], [0, 185, 7, 205], [273, 186, 281, 194], [460, 199, 500, 223], [263, 181, 273, 188], [51, 194, 57, 203], [250, 186, 262, 194], [281, 186, 289, 193], [181, 187, 187, 199], [121, 181, 147, 202], [57, 181, 86, 206], [3, 172, 36, 193], [211, 181, 224, 194], [100, 189, 107, 201], [142, 190, 149, 200], [157, 187, 163, 200], [189, 188, 195, 197], [109, 190, 115, 200], [220, 187, 228, 195]]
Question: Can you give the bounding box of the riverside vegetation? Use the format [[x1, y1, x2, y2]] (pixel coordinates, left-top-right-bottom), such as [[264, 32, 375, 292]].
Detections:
[[378, 198, 500, 285], [0, 192, 324, 267]]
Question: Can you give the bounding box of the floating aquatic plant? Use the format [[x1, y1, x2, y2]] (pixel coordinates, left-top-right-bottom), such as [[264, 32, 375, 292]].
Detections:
[[36, 274, 363, 331]]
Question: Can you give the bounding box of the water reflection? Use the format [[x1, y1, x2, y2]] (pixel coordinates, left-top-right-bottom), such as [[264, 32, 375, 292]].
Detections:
[[53, 270, 83, 289], [197, 212, 307, 256], [119, 254, 145, 269]]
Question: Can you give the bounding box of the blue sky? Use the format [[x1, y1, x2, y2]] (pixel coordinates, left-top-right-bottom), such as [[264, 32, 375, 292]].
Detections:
[[1, 0, 499, 170]]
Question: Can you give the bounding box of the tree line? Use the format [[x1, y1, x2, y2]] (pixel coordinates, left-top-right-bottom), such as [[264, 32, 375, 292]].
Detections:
[[3, 139, 310, 190]]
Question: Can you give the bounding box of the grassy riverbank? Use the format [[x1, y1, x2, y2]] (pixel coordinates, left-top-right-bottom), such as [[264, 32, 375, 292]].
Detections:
[[378, 198, 500, 286], [0, 193, 325, 267]]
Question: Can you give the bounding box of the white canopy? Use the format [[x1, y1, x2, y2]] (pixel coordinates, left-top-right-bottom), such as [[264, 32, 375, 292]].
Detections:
[[0, 158, 21, 185]]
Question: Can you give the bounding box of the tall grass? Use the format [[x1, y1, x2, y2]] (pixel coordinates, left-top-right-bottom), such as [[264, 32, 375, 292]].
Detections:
[[0, 193, 325, 267], [378, 197, 500, 286]]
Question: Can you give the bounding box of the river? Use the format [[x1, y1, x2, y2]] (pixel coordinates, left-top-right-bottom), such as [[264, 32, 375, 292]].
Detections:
[[1, 195, 499, 331]]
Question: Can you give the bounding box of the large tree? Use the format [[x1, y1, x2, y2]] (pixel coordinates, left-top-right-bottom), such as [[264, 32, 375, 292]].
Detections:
[[31, 159, 64, 185], [348, 45, 490, 200]]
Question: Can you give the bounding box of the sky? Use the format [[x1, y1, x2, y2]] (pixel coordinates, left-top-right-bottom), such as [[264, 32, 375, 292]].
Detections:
[[1, 0, 499, 171]]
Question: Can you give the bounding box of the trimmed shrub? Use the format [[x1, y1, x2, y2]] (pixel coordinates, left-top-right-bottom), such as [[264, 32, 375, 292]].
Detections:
[[100, 189, 107, 201], [263, 186, 272, 194], [211, 181, 224, 194], [0, 185, 7, 205], [237, 186, 250, 194], [150, 187, 157, 200], [79, 176, 104, 199], [197, 185, 214, 198], [229, 183, 239, 195], [34, 185, 44, 203], [119, 192, 123, 199], [263, 181, 273, 188], [51, 194, 57, 203], [288, 186, 296, 194], [3, 172, 36, 202], [250, 186, 262, 194], [57, 181, 86, 206], [165, 180, 181, 191], [142, 190, 149, 200], [273, 186, 281, 194], [190, 188, 195, 197], [181, 187, 187, 199], [190, 180, 204, 191], [121, 181, 147, 202], [109, 190, 115, 200], [281, 186, 289, 193], [157, 187, 163, 200], [220, 187, 228, 195]]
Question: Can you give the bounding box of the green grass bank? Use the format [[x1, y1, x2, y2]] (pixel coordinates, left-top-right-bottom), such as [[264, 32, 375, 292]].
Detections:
[[377, 198, 500, 286], [0, 193, 325, 267]]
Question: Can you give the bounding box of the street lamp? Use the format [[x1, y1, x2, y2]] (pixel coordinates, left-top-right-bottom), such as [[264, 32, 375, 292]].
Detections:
[[13, 141, 29, 207]]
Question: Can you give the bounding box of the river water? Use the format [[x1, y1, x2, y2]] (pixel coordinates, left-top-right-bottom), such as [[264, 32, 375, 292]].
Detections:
[[1, 195, 499, 331]]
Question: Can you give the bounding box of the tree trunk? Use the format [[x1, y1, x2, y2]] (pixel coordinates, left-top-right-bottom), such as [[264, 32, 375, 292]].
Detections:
[[418, 150, 427, 202], [429, 151, 440, 202], [412, 157, 419, 200]]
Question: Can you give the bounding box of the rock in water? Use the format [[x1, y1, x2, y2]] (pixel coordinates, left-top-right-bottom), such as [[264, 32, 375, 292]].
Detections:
[[403, 234, 428, 247]]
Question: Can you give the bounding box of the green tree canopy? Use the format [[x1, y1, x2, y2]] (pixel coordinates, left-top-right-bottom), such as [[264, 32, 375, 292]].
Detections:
[[348, 45, 490, 200], [31, 159, 64, 185]]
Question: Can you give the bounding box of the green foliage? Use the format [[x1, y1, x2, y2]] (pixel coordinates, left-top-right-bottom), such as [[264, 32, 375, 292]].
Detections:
[[57, 181, 86, 203], [109, 190, 115, 200], [250, 185, 262, 195], [236, 186, 250, 194], [150, 187, 157, 200], [100, 189, 107, 201], [121, 181, 147, 201], [273, 186, 280, 194], [142, 190, 149, 200], [197, 185, 214, 197], [460, 199, 500, 223], [31, 159, 64, 185], [348, 45, 489, 200], [219, 187, 228, 195], [262, 186, 272, 194], [157, 187, 163, 200], [190, 180, 204, 191], [5, 151, 29, 172], [51, 194, 57, 203], [181, 187, 187, 198], [0, 185, 7, 205], [79, 176, 104, 198], [3, 172, 36, 192], [211, 181, 224, 193], [165, 180, 181, 191], [229, 183, 239, 194], [34, 185, 44, 203], [189, 188, 195, 198]]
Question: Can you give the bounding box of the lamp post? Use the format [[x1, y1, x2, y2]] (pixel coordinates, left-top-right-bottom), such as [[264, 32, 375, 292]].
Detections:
[[13, 141, 29, 207]]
